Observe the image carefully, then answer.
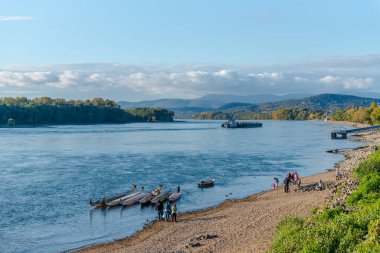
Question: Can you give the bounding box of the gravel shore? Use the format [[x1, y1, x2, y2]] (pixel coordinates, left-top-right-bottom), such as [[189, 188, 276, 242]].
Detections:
[[78, 131, 379, 253]]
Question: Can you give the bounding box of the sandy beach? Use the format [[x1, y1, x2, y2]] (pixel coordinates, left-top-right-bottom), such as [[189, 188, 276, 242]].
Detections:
[[78, 131, 379, 253]]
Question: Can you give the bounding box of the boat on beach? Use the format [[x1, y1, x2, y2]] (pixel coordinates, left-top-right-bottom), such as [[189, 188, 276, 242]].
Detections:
[[168, 186, 181, 202], [198, 179, 215, 188], [221, 119, 262, 128], [89, 184, 137, 208], [105, 187, 143, 207], [121, 192, 150, 206], [139, 193, 155, 205], [151, 190, 172, 204], [139, 185, 163, 205]]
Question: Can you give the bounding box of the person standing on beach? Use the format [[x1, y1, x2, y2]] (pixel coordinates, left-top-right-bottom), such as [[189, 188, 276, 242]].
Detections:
[[156, 201, 164, 220], [284, 176, 290, 193], [164, 201, 171, 221], [171, 203, 177, 222]]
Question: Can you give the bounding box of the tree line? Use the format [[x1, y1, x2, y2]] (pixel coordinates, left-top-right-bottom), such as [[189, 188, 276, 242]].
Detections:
[[192, 102, 380, 125], [330, 102, 380, 125], [192, 108, 324, 121], [0, 97, 174, 125]]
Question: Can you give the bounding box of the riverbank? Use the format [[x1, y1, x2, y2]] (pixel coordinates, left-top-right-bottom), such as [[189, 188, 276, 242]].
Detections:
[[78, 130, 379, 253]]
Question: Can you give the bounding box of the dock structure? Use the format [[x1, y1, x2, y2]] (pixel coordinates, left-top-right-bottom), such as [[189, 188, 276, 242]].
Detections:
[[331, 125, 380, 139]]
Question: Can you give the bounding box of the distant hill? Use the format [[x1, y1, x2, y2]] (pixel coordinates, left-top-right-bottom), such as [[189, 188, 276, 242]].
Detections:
[[251, 94, 380, 112], [197, 93, 311, 104], [119, 93, 380, 116], [118, 93, 311, 112]]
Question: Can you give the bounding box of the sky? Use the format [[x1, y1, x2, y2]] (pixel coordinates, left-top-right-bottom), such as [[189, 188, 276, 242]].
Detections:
[[0, 0, 380, 101]]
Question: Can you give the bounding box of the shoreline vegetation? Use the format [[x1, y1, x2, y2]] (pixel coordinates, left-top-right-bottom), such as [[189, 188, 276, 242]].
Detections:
[[78, 129, 380, 253], [192, 102, 380, 125], [0, 97, 174, 126]]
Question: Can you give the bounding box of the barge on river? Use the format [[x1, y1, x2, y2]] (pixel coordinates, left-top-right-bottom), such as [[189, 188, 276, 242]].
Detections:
[[221, 119, 262, 128]]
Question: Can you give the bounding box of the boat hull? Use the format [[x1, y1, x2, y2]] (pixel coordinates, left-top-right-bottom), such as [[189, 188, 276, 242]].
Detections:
[[221, 122, 262, 128], [139, 193, 155, 205], [122, 192, 149, 206], [198, 179, 215, 188], [89, 188, 136, 208], [151, 191, 171, 204], [105, 192, 140, 207], [168, 192, 181, 202]]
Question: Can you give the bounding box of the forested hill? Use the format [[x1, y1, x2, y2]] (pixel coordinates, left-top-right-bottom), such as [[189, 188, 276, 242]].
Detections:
[[255, 94, 380, 112], [192, 94, 380, 123], [0, 97, 174, 126]]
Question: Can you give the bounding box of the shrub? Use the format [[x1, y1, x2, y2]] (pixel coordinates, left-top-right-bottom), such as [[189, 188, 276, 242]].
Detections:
[[355, 152, 380, 178], [317, 206, 344, 222], [347, 173, 380, 204], [270, 217, 305, 253]]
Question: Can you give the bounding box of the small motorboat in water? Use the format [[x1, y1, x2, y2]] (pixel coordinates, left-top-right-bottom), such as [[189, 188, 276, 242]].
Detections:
[[168, 186, 181, 202], [89, 184, 137, 208], [198, 179, 215, 188]]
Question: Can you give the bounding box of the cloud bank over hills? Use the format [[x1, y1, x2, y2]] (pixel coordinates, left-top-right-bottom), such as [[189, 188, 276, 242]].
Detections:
[[0, 55, 379, 101]]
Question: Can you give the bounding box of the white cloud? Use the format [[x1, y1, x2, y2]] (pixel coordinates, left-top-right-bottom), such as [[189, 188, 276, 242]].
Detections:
[[0, 55, 379, 100], [342, 78, 373, 89], [318, 75, 374, 90], [0, 16, 33, 21], [319, 75, 340, 84], [0, 71, 55, 87], [294, 76, 308, 83]]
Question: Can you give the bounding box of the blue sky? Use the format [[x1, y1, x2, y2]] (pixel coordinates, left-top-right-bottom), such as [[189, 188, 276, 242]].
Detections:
[[0, 0, 380, 100]]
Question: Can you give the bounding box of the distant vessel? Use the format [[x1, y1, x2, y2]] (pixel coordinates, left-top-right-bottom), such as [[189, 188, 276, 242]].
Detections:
[[221, 119, 262, 128], [198, 179, 215, 188]]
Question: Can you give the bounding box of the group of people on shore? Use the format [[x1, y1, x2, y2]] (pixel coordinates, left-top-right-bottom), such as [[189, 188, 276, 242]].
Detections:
[[272, 171, 301, 193], [156, 201, 177, 222]]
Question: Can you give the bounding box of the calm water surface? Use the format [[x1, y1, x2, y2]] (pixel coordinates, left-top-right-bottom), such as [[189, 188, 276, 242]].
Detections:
[[0, 120, 360, 252]]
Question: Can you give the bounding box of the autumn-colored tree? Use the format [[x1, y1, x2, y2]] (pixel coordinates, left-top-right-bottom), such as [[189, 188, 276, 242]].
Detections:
[[370, 107, 380, 125]]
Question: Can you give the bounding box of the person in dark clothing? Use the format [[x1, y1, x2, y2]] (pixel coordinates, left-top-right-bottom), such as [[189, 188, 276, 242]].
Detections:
[[284, 177, 290, 193], [156, 201, 164, 220]]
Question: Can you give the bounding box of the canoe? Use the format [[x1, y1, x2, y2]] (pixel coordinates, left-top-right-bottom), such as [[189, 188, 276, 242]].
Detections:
[[139, 193, 155, 205], [151, 190, 172, 204], [140, 185, 163, 205], [105, 187, 142, 207], [121, 192, 150, 206], [168, 186, 181, 202], [89, 185, 137, 207], [198, 179, 215, 188]]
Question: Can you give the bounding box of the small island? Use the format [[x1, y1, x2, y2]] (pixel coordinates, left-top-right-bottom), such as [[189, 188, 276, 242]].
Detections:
[[0, 97, 174, 126]]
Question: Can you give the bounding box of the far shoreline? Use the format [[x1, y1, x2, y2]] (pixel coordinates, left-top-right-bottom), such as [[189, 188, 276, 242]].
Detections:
[[0, 120, 178, 128], [0, 119, 369, 129]]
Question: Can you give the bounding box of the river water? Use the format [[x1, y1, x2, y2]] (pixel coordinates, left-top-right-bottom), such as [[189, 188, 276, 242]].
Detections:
[[0, 120, 360, 252]]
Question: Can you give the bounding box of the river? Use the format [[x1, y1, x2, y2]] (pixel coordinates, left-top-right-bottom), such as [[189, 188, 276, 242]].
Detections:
[[0, 120, 360, 252]]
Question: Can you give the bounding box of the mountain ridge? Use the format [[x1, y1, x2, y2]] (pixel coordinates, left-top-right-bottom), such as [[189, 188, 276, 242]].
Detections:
[[118, 93, 380, 114]]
